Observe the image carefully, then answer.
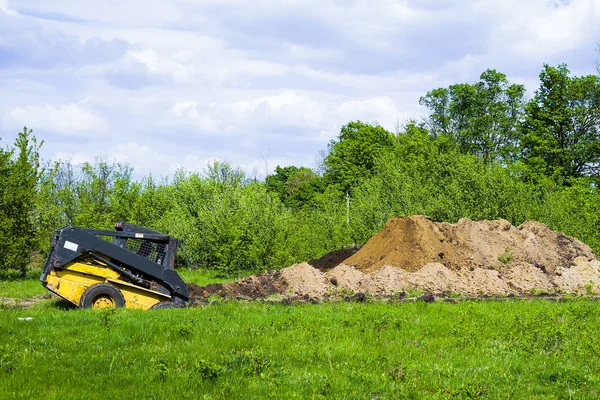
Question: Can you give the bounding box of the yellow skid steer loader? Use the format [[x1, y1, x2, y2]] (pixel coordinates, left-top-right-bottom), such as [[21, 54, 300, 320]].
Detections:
[[40, 222, 188, 310]]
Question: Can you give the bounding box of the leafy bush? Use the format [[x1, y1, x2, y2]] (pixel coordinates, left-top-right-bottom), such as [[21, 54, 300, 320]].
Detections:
[[227, 349, 271, 376], [193, 359, 224, 381], [498, 248, 514, 264]]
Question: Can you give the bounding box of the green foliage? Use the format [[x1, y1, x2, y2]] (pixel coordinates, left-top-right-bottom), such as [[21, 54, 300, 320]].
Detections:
[[530, 180, 600, 252], [521, 64, 600, 182], [193, 359, 224, 381], [157, 162, 349, 274], [35, 159, 143, 254], [33, 156, 350, 275], [151, 358, 169, 381], [0, 128, 41, 279], [161, 165, 290, 273], [172, 322, 194, 338], [345, 119, 600, 254], [420, 69, 526, 163], [24, 116, 600, 277], [324, 120, 396, 193], [584, 281, 596, 296], [265, 165, 325, 209], [348, 132, 534, 243]]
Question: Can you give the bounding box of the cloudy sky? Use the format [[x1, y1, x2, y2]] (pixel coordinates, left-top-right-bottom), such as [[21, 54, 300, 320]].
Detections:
[[1, 0, 599, 178]]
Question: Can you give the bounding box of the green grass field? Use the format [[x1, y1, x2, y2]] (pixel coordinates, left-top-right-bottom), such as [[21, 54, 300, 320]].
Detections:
[[177, 268, 238, 286], [0, 278, 47, 299], [1, 297, 600, 399]]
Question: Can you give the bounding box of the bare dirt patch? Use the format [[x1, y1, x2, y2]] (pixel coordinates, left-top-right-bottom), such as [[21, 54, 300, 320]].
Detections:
[[0, 295, 53, 308]]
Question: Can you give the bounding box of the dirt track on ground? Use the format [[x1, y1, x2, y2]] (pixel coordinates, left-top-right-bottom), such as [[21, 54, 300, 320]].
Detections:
[[0, 295, 52, 308], [189, 216, 600, 302]]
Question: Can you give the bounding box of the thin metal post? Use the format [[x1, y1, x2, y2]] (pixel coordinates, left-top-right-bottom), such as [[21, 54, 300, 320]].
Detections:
[[346, 190, 350, 224]]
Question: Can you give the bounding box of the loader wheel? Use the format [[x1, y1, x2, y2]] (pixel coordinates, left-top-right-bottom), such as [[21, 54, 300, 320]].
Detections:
[[150, 301, 185, 310], [81, 283, 125, 309]]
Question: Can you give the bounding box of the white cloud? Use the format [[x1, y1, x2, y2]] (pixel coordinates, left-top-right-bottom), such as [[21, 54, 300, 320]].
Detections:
[[170, 101, 221, 131], [170, 91, 404, 143], [489, 0, 600, 59], [333, 97, 404, 133], [0, 0, 17, 15], [7, 103, 109, 135], [286, 44, 343, 63], [52, 142, 230, 177], [2, 0, 599, 179], [0, 8, 128, 69], [108, 142, 218, 176], [228, 91, 324, 129], [16, 0, 182, 25], [129, 50, 192, 82]]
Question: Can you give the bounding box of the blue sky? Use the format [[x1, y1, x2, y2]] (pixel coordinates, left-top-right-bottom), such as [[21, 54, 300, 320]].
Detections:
[[1, 0, 599, 178]]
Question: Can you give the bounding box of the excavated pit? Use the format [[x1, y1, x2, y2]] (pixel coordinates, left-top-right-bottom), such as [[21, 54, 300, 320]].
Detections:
[[188, 216, 600, 302]]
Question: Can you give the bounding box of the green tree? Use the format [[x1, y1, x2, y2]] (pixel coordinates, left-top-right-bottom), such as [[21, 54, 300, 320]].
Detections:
[[35, 158, 144, 254], [323, 121, 396, 193], [35, 160, 80, 253], [420, 69, 526, 163], [74, 160, 137, 228], [521, 64, 600, 182], [0, 128, 41, 278], [266, 166, 324, 209], [0, 140, 13, 276]]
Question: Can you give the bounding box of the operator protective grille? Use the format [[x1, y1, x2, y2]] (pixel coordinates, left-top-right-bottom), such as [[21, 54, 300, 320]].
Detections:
[[123, 238, 168, 266]]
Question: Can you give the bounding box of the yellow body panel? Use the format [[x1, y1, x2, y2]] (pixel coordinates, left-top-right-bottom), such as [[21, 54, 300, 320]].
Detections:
[[43, 261, 171, 310]]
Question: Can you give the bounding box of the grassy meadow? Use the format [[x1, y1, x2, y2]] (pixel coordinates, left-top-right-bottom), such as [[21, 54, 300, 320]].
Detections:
[[1, 296, 600, 399]]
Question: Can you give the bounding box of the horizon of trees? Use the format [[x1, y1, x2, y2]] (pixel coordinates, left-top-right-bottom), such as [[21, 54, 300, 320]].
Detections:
[[1, 60, 600, 279]]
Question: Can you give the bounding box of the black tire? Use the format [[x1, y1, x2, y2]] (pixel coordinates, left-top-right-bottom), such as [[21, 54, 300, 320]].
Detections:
[[150, 301, 185, 310], [80, 283, 125, 309]]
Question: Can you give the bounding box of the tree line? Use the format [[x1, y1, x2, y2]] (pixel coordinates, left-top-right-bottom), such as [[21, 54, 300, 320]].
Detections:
[[1, 63, 599, 278]]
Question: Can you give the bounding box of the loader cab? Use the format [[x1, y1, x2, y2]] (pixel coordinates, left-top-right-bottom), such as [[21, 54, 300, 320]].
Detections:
[[111, 222, 180, 269]]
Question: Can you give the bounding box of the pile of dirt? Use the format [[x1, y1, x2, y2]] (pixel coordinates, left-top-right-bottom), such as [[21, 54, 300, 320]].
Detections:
[[344, 216, 472, 272], [344, 216, 594, 274], [188, 216, 600, 302], [187, 270, 285, 300]]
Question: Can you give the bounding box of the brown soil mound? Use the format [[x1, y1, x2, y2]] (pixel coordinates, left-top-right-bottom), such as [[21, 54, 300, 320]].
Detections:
[[188, 216, 600, 302], [344, 216, 472, 272], [344, 216, 595, 274]]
